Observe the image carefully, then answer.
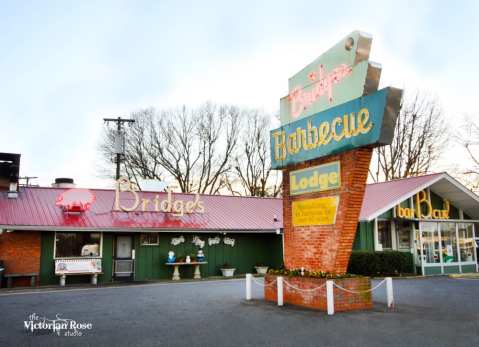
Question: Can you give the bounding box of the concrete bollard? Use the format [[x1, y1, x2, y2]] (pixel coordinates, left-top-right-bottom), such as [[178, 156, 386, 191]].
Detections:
[[246, 273, 252, 300], [277, 276, 284, 306], [326, 280, 334, 315], [60, 275, 66, 287], [386, 277, 394, 308]]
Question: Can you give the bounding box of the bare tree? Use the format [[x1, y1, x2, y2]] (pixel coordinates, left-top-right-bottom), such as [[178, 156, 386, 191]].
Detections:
[[228, 111, 282, 197], [455, 116, 479, 192], [100, 103, 240, 194], [369, 91, 448, 182], [99, 108, 163, 187]]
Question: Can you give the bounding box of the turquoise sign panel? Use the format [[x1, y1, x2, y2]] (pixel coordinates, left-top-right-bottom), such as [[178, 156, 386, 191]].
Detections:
[[271, 87, 402, 169], [280, 31, 379, 125], [290, 161, 340, 195]]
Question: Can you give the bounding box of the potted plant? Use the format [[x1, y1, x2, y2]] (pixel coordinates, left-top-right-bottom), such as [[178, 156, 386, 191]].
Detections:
[[220, 263, 236, 277], [254, 263, 269, 275]]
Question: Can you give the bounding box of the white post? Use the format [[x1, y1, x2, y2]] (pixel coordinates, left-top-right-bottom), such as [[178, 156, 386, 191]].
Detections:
[[60, 275, 66, 287], [91, 274, 98, 285], [326, 280, 334, 315], [386, 277, 394, 309], [277, 276, 284, 306], [246, 273, 252, 300]]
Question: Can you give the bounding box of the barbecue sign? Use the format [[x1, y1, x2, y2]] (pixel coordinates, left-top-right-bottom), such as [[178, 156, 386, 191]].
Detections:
[[271, 87, 402, 169]]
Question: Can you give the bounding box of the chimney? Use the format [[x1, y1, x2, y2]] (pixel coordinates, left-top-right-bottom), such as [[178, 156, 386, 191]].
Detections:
[[0, 153, 20, 198], [52, 178, 76, 188]]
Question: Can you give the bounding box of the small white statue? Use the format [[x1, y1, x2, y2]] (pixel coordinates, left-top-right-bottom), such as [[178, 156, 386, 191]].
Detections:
[[186, 255, 191, 263]]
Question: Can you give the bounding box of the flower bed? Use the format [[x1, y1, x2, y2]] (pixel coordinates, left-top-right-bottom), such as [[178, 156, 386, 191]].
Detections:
[[264, 274, 373, 312]]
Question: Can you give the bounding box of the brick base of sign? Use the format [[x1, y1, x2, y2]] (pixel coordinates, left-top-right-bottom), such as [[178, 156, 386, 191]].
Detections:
[[283, 147, 373, 273], [264, 274, 372, 312]]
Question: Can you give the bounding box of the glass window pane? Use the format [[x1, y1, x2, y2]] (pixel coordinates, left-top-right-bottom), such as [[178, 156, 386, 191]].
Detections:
[[440, 223, 458, 263], [421, 222, 440, 264], [140, 233, 159, 245], [55, 232, 101, 257], [458, 224, 475, 262], [378, 221, 392, 249], [396, 221, 411, 250]]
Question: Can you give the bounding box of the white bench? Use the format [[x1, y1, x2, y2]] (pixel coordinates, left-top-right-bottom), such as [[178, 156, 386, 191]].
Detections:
[[55, 258, 102, 286]]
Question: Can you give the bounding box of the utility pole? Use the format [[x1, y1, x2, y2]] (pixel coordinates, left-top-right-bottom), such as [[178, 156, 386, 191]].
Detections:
[[103, 117, 135, 180]]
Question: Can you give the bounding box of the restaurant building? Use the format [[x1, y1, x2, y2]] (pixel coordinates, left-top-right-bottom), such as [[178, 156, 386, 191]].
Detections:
[[354, 173, 479, 275], [0, 154, 283, 286], [0, 153, 478, 287]]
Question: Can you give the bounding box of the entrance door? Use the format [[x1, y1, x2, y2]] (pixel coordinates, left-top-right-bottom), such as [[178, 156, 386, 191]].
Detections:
[[115, 236, 134, 278]]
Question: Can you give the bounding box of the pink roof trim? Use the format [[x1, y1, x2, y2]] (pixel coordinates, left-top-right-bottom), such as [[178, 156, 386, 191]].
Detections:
[[359, 173, 445, 221]]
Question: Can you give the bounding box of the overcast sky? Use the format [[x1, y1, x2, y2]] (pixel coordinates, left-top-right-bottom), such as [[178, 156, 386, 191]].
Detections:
[[1, 0, 478, 188]]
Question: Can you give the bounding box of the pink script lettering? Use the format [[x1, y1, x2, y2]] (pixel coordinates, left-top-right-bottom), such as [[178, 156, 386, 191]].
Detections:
[[288, 64, 352, 119]]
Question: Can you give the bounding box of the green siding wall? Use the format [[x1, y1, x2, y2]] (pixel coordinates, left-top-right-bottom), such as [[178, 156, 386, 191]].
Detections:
[[99, 234, 114, 283], [443, 265, 460, 274], [461, 264, 477, 273], [39, 231, 282, 284], [134, 233, 283, 281], [353, 222, 374, 252], [40, 231, 56, 285], [424, 266, 442, 275], [40, 232, 114, 285]]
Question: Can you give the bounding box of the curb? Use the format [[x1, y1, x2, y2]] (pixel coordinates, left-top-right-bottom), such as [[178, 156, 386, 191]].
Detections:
[[448, 273, 479, 279]]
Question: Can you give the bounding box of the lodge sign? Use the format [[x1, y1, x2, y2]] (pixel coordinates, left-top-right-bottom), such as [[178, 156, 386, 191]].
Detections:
[[289, 161, 340, 195]]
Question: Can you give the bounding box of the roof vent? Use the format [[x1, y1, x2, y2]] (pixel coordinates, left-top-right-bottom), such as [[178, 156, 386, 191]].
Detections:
[[52, 178, 76, 188]]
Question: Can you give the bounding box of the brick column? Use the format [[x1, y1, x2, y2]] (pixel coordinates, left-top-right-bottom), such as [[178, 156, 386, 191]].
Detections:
[[0, 231, 41, 274], [283, 147, 372, 273]]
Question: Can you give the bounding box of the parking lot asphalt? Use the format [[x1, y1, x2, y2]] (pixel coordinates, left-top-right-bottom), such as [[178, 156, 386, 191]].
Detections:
[[0, 277, 478, 347]]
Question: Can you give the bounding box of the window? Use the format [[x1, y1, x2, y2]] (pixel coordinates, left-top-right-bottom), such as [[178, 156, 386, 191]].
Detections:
[[396, 221, 412, 250], [378, 221, 392, 249], [421, 222, 440, 264], [458, 224, 475, 262], [440, 223, 458, 263], [140, 233, 159, 245], [55, 232, 101, 258]]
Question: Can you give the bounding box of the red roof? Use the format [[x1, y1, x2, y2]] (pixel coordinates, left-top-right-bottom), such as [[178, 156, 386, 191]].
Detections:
[[359, 173, 445, 221], [2, 173, 477, 231], [0, 187, 282, 232]]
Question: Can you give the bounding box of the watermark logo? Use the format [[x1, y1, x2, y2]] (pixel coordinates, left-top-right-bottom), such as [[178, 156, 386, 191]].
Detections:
[[24, 313, 93, 337]]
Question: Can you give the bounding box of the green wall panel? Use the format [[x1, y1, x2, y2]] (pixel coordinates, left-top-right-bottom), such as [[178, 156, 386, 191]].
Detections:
[[424, 266, 442, 275], [99, 233, 113, 283], [443, 265, 460, 274], [40, 231, 283, 284], [134, 233, 283, 281], [353, 222, 374, 252], [461, 264, 477, 273], [40, 231, 56, 285]]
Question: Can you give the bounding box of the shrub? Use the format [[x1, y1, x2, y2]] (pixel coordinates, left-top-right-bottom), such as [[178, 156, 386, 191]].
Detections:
[[348, 251, 414, 276]]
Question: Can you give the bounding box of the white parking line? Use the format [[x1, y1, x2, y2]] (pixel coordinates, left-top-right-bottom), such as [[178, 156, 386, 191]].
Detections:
[[0, 278, 245, 297]]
